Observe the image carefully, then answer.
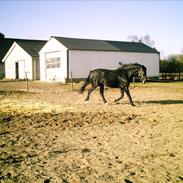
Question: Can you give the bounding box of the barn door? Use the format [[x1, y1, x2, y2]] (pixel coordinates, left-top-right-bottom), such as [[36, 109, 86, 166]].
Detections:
[[15, 62, 19, 79]]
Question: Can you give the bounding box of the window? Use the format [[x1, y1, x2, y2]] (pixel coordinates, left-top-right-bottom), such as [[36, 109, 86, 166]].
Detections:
[[45, 51, 61, 69], [46, 57, 61, 68]]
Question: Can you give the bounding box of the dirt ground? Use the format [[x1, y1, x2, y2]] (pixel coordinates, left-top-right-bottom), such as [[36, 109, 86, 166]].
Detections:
[[0, 81, 183, 183]]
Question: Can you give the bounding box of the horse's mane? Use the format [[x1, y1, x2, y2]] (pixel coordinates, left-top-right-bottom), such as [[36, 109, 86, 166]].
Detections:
[[123, 63, 143, 67], [117, 63, 144, 70]]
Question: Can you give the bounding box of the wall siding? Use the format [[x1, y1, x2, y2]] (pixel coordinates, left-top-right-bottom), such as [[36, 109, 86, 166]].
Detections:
[[69, 50, 159, 78]]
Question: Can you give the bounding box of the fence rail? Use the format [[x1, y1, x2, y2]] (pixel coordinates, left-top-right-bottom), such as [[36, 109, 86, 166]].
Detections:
[[160, 73, 183, 80]]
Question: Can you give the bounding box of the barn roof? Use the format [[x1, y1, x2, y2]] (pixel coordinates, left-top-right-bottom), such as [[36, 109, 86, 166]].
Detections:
[[53, 36, 159, 54], [15, 39, 46, 58], [0, 38, 46, 62]]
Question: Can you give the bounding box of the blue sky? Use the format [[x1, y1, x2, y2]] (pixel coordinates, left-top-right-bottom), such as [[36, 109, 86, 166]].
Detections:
[[1, 0, 183, 58]]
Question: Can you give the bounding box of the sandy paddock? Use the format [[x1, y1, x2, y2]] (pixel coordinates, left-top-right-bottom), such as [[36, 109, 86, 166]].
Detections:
[[0, 81, 183, 183]]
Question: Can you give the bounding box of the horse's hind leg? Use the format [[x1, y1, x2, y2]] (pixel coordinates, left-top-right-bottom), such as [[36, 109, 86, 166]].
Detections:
[[124, 87, 135, 106], [99, 84, 107, 103], [84, 86, 97, 101], [79, 80, 90, 94], [115, 88, 124, 102]]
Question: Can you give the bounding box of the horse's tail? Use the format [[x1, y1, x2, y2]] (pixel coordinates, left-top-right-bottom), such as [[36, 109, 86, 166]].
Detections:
[[78, 71, 92, 94]]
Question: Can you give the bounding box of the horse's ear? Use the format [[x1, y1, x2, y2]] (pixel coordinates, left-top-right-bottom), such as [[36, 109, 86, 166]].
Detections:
[[139, 67, 143, 74]]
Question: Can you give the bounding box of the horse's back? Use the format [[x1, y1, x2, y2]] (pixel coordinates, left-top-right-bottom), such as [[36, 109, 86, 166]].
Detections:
[[89, 69, 123, 88]]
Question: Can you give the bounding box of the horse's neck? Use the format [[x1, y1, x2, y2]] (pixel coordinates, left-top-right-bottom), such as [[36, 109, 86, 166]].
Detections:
[[127, 68, 139, 80]]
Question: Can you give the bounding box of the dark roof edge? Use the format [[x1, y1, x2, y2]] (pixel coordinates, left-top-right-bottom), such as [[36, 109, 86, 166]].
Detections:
[[4, 37, 47, 42], [68, 48, 159, 54], [140, 42, 160, 54], [52, 36, 135, 44], [52, 36, 159, 54]]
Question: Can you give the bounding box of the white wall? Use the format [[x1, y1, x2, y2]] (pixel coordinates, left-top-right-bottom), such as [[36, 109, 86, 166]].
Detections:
[[4, 43, 33, 80], [69, 50, 159, 78], [39, 38, 68, 82]]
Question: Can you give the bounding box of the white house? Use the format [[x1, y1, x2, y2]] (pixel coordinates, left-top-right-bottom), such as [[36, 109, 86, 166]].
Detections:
[[39, 36, 160, 82], [0, 38, 17, 79], [3, 39, 46, 80]]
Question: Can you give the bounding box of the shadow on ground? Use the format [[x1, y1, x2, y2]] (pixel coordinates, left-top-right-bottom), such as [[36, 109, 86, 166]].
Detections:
[[142, 100, 183, 105], [0, 90, 36, 96]]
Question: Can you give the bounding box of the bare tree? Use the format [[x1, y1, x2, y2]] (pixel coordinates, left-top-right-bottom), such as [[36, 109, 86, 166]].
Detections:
[[127, 35, 138, 42], [127, 34, 155, 47]]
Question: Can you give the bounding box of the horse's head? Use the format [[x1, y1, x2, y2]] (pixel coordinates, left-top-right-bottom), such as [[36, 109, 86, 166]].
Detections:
[[118, 63, 147, 83], [138, 65, 147, 83]]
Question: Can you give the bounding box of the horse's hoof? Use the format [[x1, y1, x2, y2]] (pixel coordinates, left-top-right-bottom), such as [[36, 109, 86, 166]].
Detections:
[[78, 90, 84, 94]]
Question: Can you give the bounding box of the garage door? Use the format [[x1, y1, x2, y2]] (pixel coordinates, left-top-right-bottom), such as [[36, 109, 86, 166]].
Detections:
[[45, 51, 61, 81]]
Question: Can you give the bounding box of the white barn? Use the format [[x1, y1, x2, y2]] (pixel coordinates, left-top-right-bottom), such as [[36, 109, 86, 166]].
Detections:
[[39, 37, 160, 82], [3, 39, 46, 80]]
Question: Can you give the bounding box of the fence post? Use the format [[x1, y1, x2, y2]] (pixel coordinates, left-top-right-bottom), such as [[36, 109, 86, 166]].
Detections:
[[25, 72, 29, 93], [70, 71, 74, 91]]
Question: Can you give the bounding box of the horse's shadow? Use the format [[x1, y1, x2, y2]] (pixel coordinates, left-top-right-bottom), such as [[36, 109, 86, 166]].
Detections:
[[139, 100, 183, 105], [109, 99, 183, 106]]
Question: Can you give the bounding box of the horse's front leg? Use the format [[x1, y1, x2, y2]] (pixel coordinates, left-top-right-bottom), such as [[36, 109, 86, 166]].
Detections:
[[124, 86, 135, 106], [114, 88, 124, 102], [99, 84, 107, 103]]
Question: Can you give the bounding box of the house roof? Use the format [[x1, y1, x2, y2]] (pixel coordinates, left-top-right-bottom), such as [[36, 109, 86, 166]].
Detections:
[[0, 38, 46, 62], [53, 36, 159, 54]]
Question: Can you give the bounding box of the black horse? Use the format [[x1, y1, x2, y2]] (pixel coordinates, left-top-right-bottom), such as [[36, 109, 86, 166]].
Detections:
[[79, 63, 147, 106]]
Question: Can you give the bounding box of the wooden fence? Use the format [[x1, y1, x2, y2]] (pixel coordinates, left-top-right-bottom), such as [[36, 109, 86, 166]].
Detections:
[[160, 73, 183, 80]]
